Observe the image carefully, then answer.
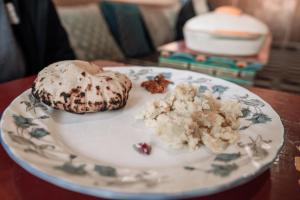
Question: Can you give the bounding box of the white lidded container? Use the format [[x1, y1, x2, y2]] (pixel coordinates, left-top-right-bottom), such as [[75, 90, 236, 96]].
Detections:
[[184, 6, 269, 56]]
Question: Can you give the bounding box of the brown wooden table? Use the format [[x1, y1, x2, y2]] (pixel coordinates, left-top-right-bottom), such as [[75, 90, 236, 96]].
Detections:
[[0, 62, 300, 200]]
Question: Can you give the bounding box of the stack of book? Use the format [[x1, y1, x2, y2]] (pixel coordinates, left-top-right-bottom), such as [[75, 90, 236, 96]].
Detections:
[[158, 36, 271, 85]]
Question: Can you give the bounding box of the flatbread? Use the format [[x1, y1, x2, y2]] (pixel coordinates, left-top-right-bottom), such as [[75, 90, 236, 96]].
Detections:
[[32, 60, 132, 113]]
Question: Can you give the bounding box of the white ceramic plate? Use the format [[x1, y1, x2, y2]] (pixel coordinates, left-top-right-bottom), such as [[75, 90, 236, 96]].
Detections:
[[0, 67, 284, 199]]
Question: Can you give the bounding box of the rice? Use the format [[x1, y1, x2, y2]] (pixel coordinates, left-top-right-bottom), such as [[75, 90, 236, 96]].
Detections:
[[137, 83, 242, 153]]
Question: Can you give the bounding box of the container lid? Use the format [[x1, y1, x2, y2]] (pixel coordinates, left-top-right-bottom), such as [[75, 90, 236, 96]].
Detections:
[[185, 6, 269, 38]]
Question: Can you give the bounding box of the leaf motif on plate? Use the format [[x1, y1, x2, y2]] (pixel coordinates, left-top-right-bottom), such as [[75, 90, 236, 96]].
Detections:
[[128, 69, 150, 80], [70, 154, 77, 160], [184, 166, 196, 171], [209, 163, 238, 177], [24, 148, 40, 155], [236, 94, 265, 108], [146, 75, 154, 80], [160, 72, 172, 79], [137, 69, 149, 75], [252, 149, 269, 161], [238, 94, 249, 99], [197, 77, 211, 83], [37, 144, 55, 150], [25, 94, 48, 112], [237, 135, 270, 161], [247, 113, 272, 124], [34, 103, 48, 111], [20, 101, 32, 112], [241, 107, 251, 118], [29, 128, 49, 139], [185, 76, 210, 84], [8, 134, 36, 147], [55, 162, 87, 176], [94, 165, 117, 177], [186, 76, 193, 80], [236, 94, 271, 130], [29, 93, 36, 103], [237, 96, 265, 108], [13, 115, 37, 129], [37, 115, 50, 119], [212, 85, 228, 95], [211, 85, 229, 99], [128, 69, 135, 75], [146, 72, 172, 81], [239, 125, 250, 130], [214, 153, 241, 162], [198, 85, 208, 93]]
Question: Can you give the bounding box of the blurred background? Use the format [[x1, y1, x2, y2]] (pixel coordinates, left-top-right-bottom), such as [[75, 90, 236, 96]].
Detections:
[[52, 0, 300, 94], [55, 0, 300, 48], [2, 0, 300, 94]]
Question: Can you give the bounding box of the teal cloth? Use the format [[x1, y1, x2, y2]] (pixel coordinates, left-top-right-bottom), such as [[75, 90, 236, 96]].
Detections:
[[100, 2, 153, 57]]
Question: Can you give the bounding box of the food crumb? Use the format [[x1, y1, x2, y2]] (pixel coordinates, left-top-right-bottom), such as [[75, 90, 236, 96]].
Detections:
[[133, 143, 152, 155]]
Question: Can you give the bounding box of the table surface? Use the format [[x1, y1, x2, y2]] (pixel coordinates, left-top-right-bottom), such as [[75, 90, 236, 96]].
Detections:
[[0, 62, 300, 200]]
